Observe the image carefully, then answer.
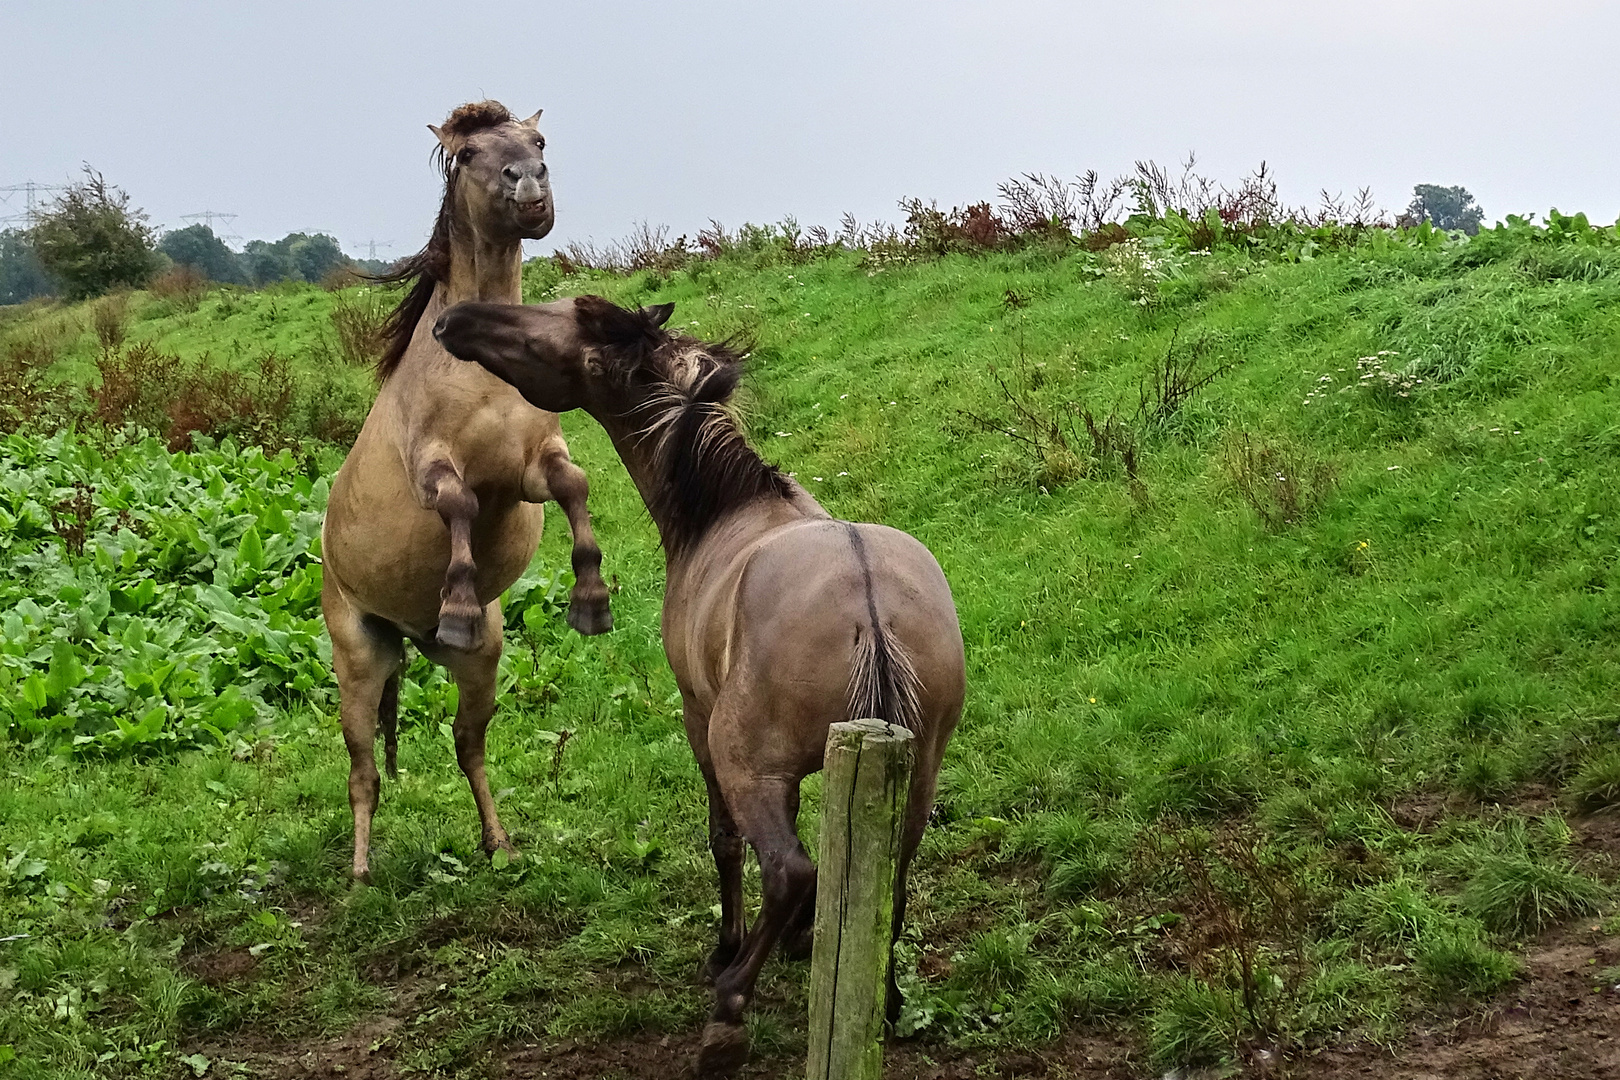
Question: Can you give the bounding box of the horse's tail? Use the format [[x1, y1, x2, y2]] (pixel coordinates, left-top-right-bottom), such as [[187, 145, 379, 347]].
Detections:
[[846, 622, 924, 734], [380, 672, 400, 780]]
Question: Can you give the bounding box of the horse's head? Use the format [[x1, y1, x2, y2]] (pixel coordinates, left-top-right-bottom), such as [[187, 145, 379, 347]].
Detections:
[[431, 101, 554, 240], [434, 296, 679, 415]]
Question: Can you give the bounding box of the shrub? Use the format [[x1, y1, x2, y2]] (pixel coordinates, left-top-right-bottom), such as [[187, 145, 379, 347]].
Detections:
[[329, 289, 390, 366], [92, 292, 130, 348], [148, 264, 210, 312], [0, 335, 73, 433], [93, 342, 296, 452], [27, 167, 158, 300]]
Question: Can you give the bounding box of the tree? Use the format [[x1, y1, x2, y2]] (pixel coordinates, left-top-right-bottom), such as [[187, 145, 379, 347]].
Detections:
[[1406, 184, 1485, 235], [0, 229, 56, 304], [242, 232, 349, 286], [27, 167, 158, 300], [158, 224, 247, 284]]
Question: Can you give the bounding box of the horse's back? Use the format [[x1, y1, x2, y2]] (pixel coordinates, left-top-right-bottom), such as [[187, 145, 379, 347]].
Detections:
[[711, 520, 963, 772]]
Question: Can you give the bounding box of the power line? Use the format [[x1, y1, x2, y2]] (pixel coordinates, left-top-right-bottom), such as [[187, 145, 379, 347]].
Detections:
[[179, 210, 242, 244], [0, 182, 65, 226], [354, 239, 393, 261]]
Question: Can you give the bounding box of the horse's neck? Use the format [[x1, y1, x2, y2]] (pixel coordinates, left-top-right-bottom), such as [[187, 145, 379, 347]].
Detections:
[[446, 231, 523, 304], [598, 414, 824, 578]]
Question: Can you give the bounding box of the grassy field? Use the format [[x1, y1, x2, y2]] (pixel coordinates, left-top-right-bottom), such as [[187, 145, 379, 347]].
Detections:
[[2, 214, 1620, 1078]]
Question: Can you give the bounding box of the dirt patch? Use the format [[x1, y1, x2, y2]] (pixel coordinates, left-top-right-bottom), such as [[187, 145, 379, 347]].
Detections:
[[187, 1016, 404, 1080], [1311, 923, 1620, 1080], [182, 945, 260, 986], [492, 1029, 1137, 1079]]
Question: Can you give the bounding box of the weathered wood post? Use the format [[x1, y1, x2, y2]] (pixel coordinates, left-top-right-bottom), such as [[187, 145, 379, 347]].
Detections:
[[807, 718, 915, 1080]]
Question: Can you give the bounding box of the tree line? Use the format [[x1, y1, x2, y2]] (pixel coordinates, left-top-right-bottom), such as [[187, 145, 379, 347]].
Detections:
[[0, 167, 386, 304]]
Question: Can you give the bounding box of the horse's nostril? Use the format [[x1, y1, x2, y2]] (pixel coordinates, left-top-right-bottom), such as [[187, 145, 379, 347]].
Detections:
[[502, 165, 521, 181]]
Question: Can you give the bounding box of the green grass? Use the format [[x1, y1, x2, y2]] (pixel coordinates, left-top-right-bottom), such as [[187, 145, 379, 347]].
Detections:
[[3, 219, 1620, 1076]]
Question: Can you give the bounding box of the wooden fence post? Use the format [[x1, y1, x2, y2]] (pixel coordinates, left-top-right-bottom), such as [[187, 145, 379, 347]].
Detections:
[[807, 718, 915, 1080]]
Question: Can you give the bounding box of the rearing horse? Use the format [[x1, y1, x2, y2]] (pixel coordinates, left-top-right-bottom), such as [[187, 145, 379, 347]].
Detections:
[[321, 102, 612, 881], [434, 295, 965, 1077]]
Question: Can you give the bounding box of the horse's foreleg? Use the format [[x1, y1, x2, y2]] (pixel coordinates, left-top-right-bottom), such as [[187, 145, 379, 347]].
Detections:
[[421, 461, 484, 651], [526, 447, 611, 636], [432, 608, 514, 857]]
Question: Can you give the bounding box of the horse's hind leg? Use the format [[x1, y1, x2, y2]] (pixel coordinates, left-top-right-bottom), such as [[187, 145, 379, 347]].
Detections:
[[428, 604, 514, 857], [526, 445, 611, 636], [323, 586, 404, 882], [779, 781, 817, 961], [701, 770, 747, 982], [699, 778, 816, 1077], [886, 754, 945, 1028]]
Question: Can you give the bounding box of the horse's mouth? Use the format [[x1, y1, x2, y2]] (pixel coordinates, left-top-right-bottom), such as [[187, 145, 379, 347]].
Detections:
[[511, 198, 551, 221]]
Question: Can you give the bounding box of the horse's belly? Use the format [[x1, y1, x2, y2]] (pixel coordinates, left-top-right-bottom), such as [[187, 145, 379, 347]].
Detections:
[[324, 456, 544, 635]]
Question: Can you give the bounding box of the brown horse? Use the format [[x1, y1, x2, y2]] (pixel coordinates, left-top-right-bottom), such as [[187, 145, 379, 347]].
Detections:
[[321, 102, 613, 882], [433, 295, 965, 1077]]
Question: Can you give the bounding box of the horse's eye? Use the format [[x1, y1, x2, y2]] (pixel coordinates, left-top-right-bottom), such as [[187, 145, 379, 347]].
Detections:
[[536, 137, 546, 151], [457, 147, 476, 165]]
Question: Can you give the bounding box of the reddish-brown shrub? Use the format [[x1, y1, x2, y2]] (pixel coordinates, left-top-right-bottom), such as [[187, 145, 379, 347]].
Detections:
[[0, 336, 74, 433], [94, 342, 295, 451], [149, 264, 210, 311]]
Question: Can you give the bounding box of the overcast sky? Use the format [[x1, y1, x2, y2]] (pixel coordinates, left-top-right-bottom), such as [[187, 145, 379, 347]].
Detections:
[[5, 1, 1616, 259]]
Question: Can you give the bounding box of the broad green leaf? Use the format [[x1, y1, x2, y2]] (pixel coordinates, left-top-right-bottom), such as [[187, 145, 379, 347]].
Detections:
[[238, 526, 264, 574]]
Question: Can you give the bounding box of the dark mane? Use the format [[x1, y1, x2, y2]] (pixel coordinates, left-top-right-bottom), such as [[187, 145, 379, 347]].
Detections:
[[371, 101, 516, 379], [574, 296, 795, 553]]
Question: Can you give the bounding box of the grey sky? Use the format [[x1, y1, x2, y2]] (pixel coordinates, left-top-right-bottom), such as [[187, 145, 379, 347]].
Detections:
[[5, 1, 1616, 259]]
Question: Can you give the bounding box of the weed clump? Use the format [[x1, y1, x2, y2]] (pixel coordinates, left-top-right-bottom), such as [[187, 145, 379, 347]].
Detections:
[[1460, 852, 1608, 935], [1415, 933, 1521, 998], [329, 288, 389, 367], [1225, 434, 1336, 530], [1568, 749, 1620, 812]]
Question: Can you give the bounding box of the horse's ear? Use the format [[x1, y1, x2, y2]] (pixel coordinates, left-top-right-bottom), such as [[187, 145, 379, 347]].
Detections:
[[519, 110, 543, 129], [576, 295, 658, 348], [644, 303, 675, 327]]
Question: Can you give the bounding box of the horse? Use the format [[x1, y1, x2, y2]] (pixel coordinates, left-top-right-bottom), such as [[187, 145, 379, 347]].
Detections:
[[321, 102, 613, 882], [432, 294, 965, 1076]]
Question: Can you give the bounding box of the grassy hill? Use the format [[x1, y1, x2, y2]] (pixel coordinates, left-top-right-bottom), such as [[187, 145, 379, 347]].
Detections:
[[2, 212, 1619, 1077]]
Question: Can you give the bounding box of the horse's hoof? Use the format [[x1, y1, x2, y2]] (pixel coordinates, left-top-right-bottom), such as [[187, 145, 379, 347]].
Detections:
[[696, 1021, 749, 1077], [434, 612, 482, 651], [483, 837, 519, 861], [566, 597, 613, 636]]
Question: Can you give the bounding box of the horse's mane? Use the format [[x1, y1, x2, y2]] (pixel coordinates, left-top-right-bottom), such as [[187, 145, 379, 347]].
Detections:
[[575, 296, 795, 553], [371, 101, 516, 379]]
